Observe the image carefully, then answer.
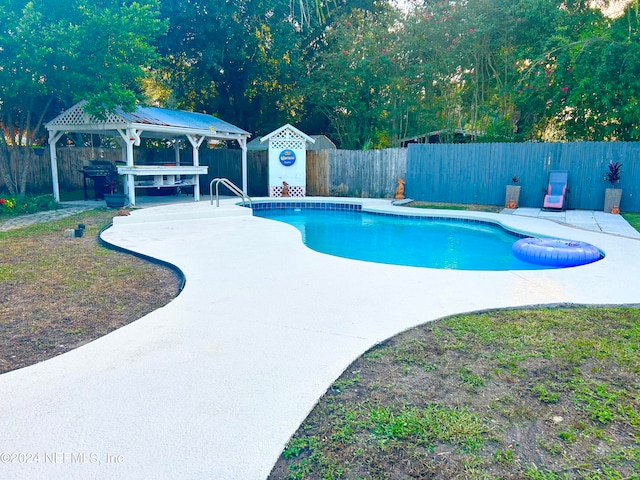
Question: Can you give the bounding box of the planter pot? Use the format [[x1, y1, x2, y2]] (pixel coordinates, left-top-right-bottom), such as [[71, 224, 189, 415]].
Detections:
[[104, 193, 128, 209], [505, 185, 521, 209], [604, 188, 622, 213]]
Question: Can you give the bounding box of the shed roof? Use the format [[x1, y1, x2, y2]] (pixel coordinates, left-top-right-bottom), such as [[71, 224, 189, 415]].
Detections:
[[247, 134, 335, 151], [399, 128, 480, 146], [258, 124, 315, 144], [45, 101, 250, 141]]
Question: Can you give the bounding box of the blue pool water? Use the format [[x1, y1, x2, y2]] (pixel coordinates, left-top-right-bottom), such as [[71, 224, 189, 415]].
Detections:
[[253, 205, 553, 271]]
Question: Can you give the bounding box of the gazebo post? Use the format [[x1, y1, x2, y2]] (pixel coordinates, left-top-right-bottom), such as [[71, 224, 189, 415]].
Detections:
[[126, 133, 135, 206], [173, 140, 181, 165], [48, 131, 63, 203], [239, 137, 248, 194], [186, 135, 205, 201], [116, 128, 138, 206]]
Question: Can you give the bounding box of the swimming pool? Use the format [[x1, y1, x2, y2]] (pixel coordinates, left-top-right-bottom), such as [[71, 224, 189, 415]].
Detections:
[[253, 203, 555, 271]]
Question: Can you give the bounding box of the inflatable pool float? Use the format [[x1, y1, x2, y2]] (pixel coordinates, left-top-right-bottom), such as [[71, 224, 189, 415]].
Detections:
[[512, 237, 602, 267]]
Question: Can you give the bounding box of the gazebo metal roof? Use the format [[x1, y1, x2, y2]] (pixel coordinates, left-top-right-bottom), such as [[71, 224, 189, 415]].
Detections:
[[45, 101, 250, 140]]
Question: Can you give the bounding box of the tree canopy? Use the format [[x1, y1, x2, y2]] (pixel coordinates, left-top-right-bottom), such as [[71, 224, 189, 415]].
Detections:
[[0, 0, 166, 195]]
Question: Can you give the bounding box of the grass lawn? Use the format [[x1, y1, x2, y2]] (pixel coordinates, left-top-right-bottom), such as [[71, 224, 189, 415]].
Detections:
[[270, 308, 640, 479], [406, 201, 503, 213], [622, 212, 640, 233], [0, 208, 180, 373]]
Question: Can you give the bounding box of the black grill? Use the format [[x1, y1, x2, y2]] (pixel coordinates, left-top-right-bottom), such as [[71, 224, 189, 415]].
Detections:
[[79, 161, 116, 200]]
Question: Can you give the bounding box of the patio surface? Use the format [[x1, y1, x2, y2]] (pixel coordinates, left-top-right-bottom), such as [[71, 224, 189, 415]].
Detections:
[[0, 198, 639, 479], [504, 206, 640, 237]]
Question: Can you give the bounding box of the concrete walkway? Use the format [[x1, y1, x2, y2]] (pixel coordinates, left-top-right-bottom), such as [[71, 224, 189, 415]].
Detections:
[[0, 196, 215, 232], [0, 202, 102, 232], [0, 198, 639, 479]]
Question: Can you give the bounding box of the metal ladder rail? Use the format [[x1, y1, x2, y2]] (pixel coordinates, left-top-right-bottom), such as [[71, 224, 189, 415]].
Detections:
[[209, 177, 252, 208]]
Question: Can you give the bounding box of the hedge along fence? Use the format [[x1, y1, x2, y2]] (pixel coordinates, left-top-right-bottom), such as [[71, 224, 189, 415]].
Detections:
[[406, 142, 640, 212]]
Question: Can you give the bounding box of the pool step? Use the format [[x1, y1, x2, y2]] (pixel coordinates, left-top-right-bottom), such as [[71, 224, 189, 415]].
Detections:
[[112, 202, 252, 225]]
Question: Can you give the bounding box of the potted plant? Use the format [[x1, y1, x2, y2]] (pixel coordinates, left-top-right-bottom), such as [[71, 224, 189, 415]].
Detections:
[[103, 170, 128, 209], [505, 175, 521, 209], [31, 145, 45, 157], [603, 161, 622, 213]]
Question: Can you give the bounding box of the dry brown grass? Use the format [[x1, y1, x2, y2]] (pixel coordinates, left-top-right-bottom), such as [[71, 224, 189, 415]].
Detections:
[[0, 209, 180, 373]]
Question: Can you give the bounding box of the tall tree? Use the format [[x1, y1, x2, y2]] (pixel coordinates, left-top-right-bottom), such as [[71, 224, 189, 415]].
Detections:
[[395, 0, 637, 142], [552, 1, 640, 140], [301, 8, 414, 149], [156, 0, 377, 135], [158, 0, 303, 133], [0, 0, 166, 196]]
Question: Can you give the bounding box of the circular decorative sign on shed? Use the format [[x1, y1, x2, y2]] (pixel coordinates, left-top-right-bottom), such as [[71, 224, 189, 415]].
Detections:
[[279, 149, 296, 167]]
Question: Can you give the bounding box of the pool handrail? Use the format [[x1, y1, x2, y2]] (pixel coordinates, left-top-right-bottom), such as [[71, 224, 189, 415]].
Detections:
[[209, 177, 252, 208]]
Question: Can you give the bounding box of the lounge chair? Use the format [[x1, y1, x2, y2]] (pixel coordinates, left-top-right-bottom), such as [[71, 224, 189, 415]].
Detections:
[[543, 170, 569, 211]]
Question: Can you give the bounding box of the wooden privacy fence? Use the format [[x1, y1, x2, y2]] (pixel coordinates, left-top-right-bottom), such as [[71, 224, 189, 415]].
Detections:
[[1, 146, 407, 200], [3, 142, 640, 212], [406, 142, 640, 212], [0, 147, 123, 194], [307, 148, 407, 198], [200, 148, 406, 198], [0, 147, 270, 197]]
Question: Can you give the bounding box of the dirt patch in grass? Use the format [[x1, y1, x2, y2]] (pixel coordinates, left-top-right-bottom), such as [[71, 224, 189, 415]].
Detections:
[[405, 201, 503, 213], [0, 209, 180, 374], [270, 307, 640, 479]]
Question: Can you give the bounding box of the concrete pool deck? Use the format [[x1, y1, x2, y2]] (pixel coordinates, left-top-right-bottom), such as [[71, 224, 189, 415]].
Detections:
[[1, 198, 639, 479]]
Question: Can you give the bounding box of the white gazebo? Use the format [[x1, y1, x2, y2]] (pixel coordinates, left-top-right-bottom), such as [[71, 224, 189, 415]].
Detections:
[[45, 101, 251, 206]]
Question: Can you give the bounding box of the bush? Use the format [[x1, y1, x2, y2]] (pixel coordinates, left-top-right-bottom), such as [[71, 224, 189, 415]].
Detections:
[[0, 194, 57, 217], [605, 161, 622, 186]]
